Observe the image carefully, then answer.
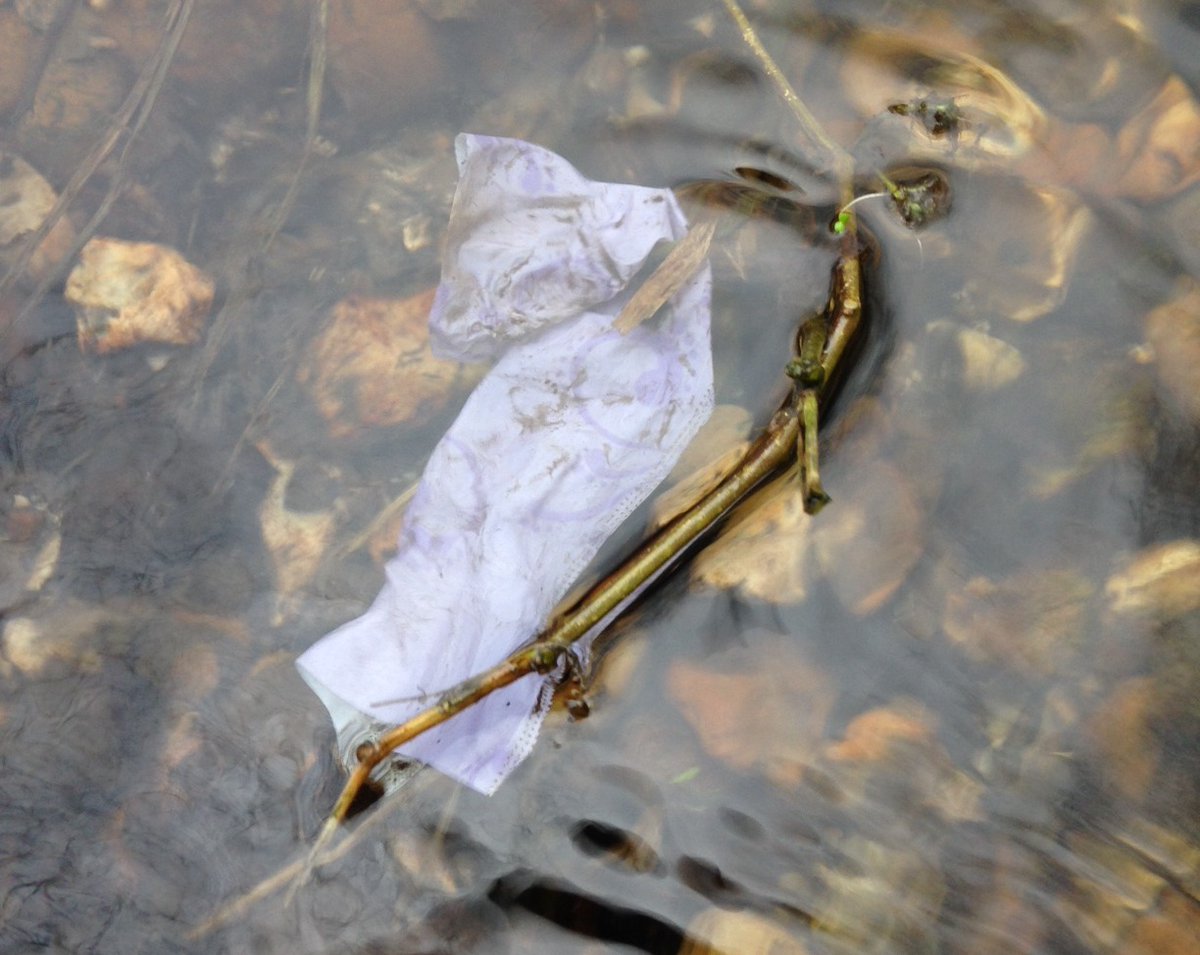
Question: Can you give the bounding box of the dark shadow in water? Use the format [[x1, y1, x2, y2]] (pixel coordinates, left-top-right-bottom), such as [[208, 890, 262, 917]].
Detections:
[[489, 870, 685, 954]]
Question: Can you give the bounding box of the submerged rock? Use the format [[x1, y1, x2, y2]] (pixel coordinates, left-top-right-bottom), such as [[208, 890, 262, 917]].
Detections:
[[1106, 539, 1200, 621], [680, 907, 811, 955], [256, 441, 338, 626], [326, 0, 447, 125], [1143, 280, 1200, 425], [65, 238, 214, 354], [0, 151, 77, 286], [666, 632, 835, 789], [297, 289, 474, 438]]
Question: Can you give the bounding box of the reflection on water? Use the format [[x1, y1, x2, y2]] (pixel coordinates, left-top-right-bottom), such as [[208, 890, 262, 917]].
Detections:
[[1, 1, 1198, 952]]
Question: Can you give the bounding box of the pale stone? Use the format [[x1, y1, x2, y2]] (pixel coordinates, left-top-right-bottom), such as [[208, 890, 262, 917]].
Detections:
[[1106, 539, 1200, 620], [0, 152, 76, 285], [1, 605, 107, 678], [955, 324, 1027, 390], [256, 441, 337, 626], [691, 468, 814, 603], [66, 238, 214, 354], [680, 908, 810, 955], [1111, 76, 1200, 202], [943, 567, 1092, 675], [1144, 279, 1200, 423]]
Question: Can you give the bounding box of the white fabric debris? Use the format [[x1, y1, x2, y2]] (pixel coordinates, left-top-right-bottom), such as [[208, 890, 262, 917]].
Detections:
[[297, 134, 713, 794]]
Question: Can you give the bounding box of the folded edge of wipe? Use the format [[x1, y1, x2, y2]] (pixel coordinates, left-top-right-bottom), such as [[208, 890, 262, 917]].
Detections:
[[297, 134, 714, 794]]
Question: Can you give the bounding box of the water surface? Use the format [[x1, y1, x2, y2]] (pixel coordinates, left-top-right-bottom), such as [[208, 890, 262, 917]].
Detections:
[[1, 1, 1198, 952]]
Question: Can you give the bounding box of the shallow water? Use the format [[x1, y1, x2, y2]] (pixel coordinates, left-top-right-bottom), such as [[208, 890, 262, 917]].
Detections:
[[1, 1, 1199, 953]]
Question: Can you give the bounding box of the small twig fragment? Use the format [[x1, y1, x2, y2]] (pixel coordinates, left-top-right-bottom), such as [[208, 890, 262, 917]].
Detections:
[[614, 220, 715, 334]]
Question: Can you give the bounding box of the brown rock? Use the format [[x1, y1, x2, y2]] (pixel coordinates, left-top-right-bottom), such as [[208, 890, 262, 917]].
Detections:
[[985, 14, 1167, 123], [0, 152, 77, 285], [463, 0, 597, 95], [815, 833, 946, 952], [1031, 120, 1118, 194], [15, 51, 128, 181], [666, 633, 834, 788], [5, 500, 45, 544], [1110, 76, 1200, 203], [943, 567, 1092, 675], [1056, 827, 1170, 950], [690, 468, 814, 603], [826, 702, 937, 765], [94, 0, 302, 100], [327, 0, 446, 124], [954, 182, 1092, 324], [412, 0, 480, 18], [824, 699, 982, 823], [65, 238, 215, 353], [1143, 279, 1200, 424], [170, 641, 221, 702], [0, 11, 41, 116], [840, 27, 1048, 171], [1125, 889, 1200, 955], [812, 461, 925, 616], [957, 844, 1048, 955], [298, 289, 475, 438], [1085, 676, 1161, 803]]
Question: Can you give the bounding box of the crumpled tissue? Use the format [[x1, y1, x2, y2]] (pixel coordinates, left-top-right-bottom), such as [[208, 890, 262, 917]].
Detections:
[[297, 134, 714, 794]]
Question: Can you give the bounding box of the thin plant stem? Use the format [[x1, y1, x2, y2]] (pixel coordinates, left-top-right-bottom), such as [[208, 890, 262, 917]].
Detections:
[[263, 0, 329, 254], [800, 388, 827, 510], [719, 0, 852, 180], [188, 0, 330, 427]]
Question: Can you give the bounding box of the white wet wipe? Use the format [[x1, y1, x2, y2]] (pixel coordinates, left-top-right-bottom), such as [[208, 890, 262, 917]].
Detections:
[[297, 134, 714, 794]]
